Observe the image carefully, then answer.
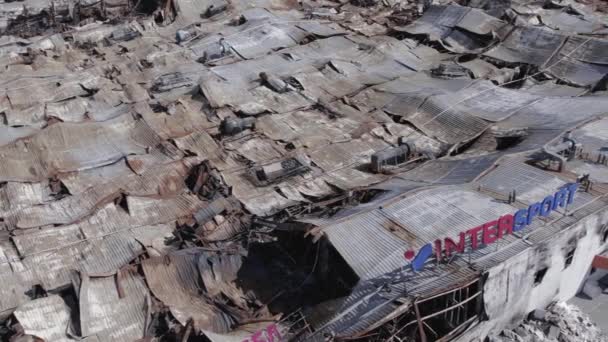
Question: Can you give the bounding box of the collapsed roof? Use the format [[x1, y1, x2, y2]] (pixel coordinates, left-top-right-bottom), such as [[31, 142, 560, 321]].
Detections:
[[1, 0, 608, 340]]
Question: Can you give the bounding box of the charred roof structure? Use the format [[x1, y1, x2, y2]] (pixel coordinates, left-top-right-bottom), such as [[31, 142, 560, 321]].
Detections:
[[1, 0, 608, 340]]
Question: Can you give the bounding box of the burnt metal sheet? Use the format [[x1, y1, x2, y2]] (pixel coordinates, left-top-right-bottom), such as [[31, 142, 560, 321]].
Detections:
[[454, 82, 541, 122], [18, 230, 144, 290], [79, 271, 149, 341], [401, 5, 470, 41], [5, 74, 92, 110], [323, 209, 409, 279], [474, 159, 597, 213], [0, 115, 161, 182], [484, 26, 564, 65], [199, 33, 427, 113], [570, 116, 608, 155], [126, 193, 206, 226], [312, 260, 478, 338], [58, 159, 135, 195], [226, 137, 285, 164], [129, 223, 177, 256], [501, 128, 564, 153], [537, 9, 608, 35], [225, 23, 303, 60], [519, 80, 587, 97], [202, 216, 247, 242], [14, 295, 74, 342], [71, 193, 194, 240], [310, 137, 388, 189], [569, 161, 608, 183], [498, 96, 608, 130], [0, 181, 53, 216], [364, 76, 500, 144], [0, 240, 38, 319], [7, 160, 190, 229], [402, 94, 490, 145], [8, 183, 120, 229], [223, 170, 304, 216], [399, 153, 501, 185], [256, 111, 353, 147], [482, 26, 608, 86], [474, 158, 569, 203], [321, 185, 515, 279], [142, 249, 235, 332], [45, 98, 90, 122], [400, 5, 506, 52], [380, 186, 516, 245], [173, 130, 240, 171], [194, 197, 230, 224], [0, 124, 38, 146]]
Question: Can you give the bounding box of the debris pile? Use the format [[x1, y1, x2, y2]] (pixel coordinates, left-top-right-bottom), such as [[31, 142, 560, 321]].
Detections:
[[491, 302, 608, 342]]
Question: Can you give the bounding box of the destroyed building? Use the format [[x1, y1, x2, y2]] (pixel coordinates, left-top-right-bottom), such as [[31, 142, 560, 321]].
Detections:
[[1, 0, 608, 340]]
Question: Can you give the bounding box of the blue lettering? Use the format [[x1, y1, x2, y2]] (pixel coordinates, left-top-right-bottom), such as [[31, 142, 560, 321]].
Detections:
[[552, 187, 568, 209], [411, 243, 433, 272], [566, 183, 578, 204], [513, 209, 528, 231], [540, 195, 554, 217], [527, 203, 542, 225]]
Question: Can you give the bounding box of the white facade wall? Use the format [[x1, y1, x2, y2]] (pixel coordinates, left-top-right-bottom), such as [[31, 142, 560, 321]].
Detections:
[[456, 207, 608, 341]]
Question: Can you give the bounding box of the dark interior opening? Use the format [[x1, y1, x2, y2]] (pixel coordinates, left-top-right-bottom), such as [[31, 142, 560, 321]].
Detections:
[[565, 248, 576, 268], [534, 267, 549, 286], [236, 232, 359, 315]]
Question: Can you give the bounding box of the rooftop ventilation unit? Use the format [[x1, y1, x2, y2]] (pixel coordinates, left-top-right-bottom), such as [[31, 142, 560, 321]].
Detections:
[[370, 143, 413, 174], [220, 117, 256, 136], [542, 133, 579, 172], [249, 157, 309, 186]]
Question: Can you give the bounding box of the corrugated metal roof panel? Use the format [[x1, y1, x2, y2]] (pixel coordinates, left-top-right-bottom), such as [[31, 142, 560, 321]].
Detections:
[[9, 160, 191, 229], [16, 227, 145, 290], [526, 196, 608, 244], [499, 96, 608, 129], [322, 184, 520, 279], [312, 260, 479, 338], [0, 114, 160, 183], [383, 186, 516, 244], [471, 239, 531, 269], [0, 269, 38, 318], [571, 116, 608, 154], [141, 249, 235, 333], [324, 210, 409, 279], [79, 271, 149, 341], [14, 295, 74, 342], [399, 153, 500, 184], [474, 159, 569, 204]]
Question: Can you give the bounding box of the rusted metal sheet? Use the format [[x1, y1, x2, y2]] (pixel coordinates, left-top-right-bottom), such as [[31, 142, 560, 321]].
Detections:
[[141, 250, 236, 332], [19, 230, 144, 290], [0, 115, 160, 182], [592, 254, 608, 269]]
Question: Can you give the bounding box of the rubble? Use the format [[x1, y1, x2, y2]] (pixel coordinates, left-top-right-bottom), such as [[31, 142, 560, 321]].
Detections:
[[491, 302, 608, 342]]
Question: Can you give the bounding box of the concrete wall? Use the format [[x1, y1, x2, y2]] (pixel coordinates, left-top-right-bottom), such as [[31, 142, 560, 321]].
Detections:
[[456, 206, 608, 341]]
